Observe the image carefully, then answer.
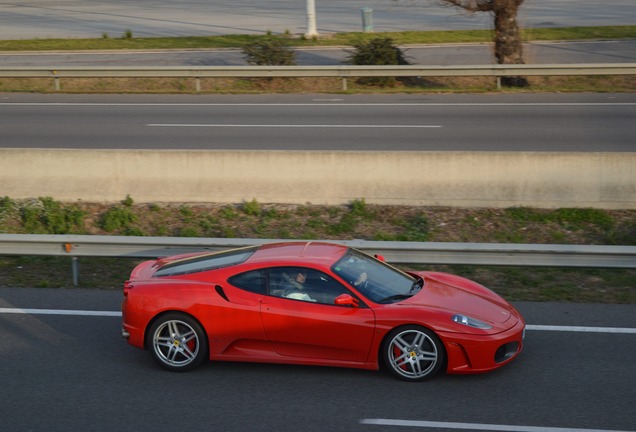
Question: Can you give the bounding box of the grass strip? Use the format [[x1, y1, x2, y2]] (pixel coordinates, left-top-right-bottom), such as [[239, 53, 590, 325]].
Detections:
[[0, 26, 634, 51]]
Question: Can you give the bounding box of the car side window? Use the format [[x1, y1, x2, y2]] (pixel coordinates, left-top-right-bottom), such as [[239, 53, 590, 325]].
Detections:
[[228, 269, 267, 295], [268, 267, 351, 306]]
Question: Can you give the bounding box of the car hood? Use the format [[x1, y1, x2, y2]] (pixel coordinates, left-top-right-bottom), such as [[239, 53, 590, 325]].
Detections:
[[402, 271, 514, 325]]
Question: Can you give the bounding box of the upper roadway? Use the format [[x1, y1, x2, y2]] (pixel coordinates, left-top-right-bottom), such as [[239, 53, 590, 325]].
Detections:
[[1, 0, 635, 39], [1, 1, 634, 153], [2, 39, 635, 67]]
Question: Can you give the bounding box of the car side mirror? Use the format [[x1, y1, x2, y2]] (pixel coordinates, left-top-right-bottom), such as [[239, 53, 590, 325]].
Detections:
[[334, 294, 359, 307]]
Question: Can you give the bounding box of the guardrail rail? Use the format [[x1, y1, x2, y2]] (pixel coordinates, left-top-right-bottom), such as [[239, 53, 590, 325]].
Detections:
[[1, 63, 635, 90], [1, 234, 634, 285]]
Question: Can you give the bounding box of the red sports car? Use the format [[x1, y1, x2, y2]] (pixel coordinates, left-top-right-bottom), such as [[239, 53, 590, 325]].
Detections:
[[121, 241, 525, 381]]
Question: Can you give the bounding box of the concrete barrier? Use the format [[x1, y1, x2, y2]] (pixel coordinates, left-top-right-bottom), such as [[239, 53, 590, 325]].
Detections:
[[1, 149, 634, 209]]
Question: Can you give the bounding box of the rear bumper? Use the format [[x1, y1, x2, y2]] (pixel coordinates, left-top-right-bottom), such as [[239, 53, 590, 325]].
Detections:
[[440, 317, 525, 374], [121, 298, 147, 349]]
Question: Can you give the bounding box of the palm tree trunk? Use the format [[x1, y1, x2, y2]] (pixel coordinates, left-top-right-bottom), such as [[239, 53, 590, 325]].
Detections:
[[492, 0, 528, 86]]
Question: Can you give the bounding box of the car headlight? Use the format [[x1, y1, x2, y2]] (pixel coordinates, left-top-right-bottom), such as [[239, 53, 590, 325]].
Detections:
[[452, 314, 492, 330]]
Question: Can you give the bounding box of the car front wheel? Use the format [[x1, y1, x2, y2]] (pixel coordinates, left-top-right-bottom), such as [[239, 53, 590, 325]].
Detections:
[[148, 313, 208, 372], [383, 325, 445, 381]]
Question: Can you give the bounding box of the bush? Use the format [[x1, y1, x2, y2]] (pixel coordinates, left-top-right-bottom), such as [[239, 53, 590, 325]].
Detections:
[[242, 36, 296, 66], [347, 37, 410, 86], [242, 199, 262, 216], [402, 213, 430, 242], [0, 196, 16, 222], [349, 198, 373, 219], [18, 197, 85, 234], [554, 208, 614, 231], [100, 206, 137, 233]]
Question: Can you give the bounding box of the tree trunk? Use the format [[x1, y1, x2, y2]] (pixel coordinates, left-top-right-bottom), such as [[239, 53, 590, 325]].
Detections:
[[441, 0, 528, 86], [492, 0, 528, 86], [493, 0, 523, 65]]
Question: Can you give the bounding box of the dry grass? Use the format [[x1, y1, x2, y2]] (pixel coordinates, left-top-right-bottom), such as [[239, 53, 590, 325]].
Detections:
[[1, 75, 634, 94]]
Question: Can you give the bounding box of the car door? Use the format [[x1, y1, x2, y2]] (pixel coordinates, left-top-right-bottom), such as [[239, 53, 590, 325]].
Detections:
[[207, 268, 270, 358], [260, 267, 376, 363]]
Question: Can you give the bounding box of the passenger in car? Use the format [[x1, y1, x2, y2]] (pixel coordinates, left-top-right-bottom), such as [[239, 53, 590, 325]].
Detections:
[[281, 270, 316, 302]]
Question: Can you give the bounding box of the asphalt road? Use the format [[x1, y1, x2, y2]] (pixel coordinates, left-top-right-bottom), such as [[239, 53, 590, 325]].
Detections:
[[2, 93, 635, 152], [2, 39, 635, 67], [1, 0, 635, 40], [1, 287, 635, 432]]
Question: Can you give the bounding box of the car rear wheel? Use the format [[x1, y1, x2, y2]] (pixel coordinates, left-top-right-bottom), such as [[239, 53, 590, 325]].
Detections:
[[148, 313, 208, 372], [383, 325, 445, 381]]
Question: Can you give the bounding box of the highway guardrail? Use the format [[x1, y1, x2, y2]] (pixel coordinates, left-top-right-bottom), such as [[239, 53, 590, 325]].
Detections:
[[1, 63, 635, 90], [1, 234, 634, 285]]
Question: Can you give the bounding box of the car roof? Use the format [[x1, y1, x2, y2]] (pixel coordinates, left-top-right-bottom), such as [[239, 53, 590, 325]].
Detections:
[[248, 241, 349, 266]]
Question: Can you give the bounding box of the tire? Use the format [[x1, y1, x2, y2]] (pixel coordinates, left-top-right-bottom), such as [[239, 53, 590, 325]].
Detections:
[[147, 313, 208, 372], [382, 325, 445, 382]]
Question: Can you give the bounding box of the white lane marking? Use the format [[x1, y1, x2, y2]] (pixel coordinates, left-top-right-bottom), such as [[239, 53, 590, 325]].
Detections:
[[0, 307, 121, 317], [146, 123, 442, 128], [525, 324, 636, 334], [360, 419, 635, 432], [1, 103, 635, 107], [1, 308, 635, 334]]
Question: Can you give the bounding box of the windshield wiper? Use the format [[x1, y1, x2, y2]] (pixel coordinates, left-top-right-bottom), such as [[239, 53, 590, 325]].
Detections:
[[377, 294, 413, 304]]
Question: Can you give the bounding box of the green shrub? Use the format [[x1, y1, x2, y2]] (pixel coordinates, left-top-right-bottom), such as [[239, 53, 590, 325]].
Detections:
[[21, 205, 43, 233], [242, 36, 296, 65], [179, 226, 201, 237], [349, 198, 373, 219], [220, 206, 238, 220], [347, 37, 410, 86], [100, 206, 137, 232], [0, 196, 14, 211], [0, 196, 16, 222], [18, 197, 85, 234], [327, 213, 358, 236], [121, 195, 134, 207], [40, 197, 68, 234], [179, 205, 193, 218], [242, 199, 262, 216], [123, 226, 144, 236], [607, 221, 636, 245], [402, 213, 430, 242], [554, 208, 614, 230], [505, 207, 552, 223]]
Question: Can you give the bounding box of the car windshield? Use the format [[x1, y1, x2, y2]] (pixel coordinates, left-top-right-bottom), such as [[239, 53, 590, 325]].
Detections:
[[331, 248, 422, 304]]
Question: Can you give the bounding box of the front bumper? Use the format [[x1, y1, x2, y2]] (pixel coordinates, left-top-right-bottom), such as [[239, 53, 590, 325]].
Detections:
[[440, 317, 526, 374]]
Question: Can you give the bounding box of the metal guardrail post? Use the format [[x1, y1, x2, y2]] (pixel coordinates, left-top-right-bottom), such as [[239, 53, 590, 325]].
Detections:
[[51, 69, 61, 91], [71, 257, 79, 286]]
